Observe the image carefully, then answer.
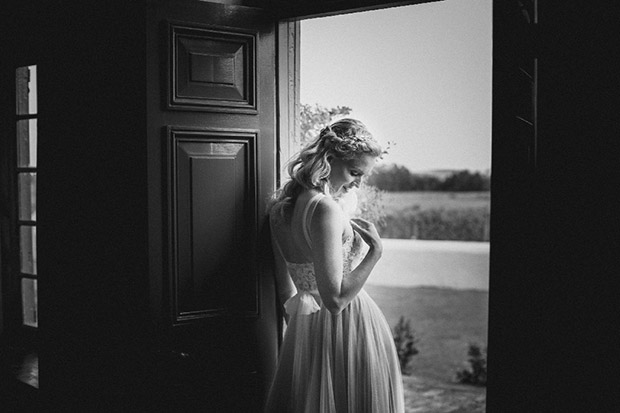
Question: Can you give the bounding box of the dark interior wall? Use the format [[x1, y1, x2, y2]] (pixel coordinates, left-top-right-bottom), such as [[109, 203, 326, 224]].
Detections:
[[31, 1, 149, 408], [533, 3, 619, 409], [489, 3, 619, 411], [0, 0, 46, 342]]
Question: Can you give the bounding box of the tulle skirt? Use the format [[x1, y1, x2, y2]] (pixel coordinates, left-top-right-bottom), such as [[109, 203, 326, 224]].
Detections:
[[265, 289, 405, 413]]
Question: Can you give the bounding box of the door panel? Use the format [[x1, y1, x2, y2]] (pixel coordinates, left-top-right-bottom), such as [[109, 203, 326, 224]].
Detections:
[[169, 23, 257, 112], [169, 128, 259, 320], [147, 1, 277, 410]]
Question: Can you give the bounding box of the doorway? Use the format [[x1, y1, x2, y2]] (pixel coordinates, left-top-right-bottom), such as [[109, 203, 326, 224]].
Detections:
[[281, 1, 491, 411]]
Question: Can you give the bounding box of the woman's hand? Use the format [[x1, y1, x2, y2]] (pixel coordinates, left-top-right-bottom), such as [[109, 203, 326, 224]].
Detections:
[[350, 218, 383, 255]]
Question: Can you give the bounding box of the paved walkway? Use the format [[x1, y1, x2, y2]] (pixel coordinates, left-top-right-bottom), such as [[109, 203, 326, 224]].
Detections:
[[403, 375, 486, 413], [369, 239, 490, 291]]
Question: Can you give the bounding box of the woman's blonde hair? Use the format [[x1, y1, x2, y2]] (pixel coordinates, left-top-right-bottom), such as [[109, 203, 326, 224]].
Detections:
[[269, 118, 382, 219]]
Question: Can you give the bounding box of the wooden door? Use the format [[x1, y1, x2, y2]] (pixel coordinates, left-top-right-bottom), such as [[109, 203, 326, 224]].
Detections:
[[488, 0, 540, 410], [146, 1, 277, 410], [144, 1, 450, 411]]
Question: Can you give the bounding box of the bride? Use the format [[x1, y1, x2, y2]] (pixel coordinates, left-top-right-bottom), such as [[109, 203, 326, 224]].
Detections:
[[265, 118, 404, 412]]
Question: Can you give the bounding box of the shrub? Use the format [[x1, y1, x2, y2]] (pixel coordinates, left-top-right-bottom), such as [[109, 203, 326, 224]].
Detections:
[[455, 343, 487, 386], [353, 182, 387, 227], [392, 316, 419, 375], [378, 207, 490, 241]]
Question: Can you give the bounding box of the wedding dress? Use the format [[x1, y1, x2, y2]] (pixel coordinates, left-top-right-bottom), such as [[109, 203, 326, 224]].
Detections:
[[265, 192, 404, 413]]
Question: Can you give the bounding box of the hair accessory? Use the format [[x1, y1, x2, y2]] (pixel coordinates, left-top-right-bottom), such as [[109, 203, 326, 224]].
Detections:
[[332, 132, 375, 154], [321, 125, 372, 144], [343, 134, 372, 143]]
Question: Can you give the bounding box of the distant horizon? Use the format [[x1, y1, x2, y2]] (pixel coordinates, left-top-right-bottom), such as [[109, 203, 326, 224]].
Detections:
[[376, 163, 491, 175]]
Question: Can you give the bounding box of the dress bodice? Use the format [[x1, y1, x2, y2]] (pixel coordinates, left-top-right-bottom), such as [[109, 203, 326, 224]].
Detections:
[[272, 191, 367, 316], [285, 230, 365, 294]]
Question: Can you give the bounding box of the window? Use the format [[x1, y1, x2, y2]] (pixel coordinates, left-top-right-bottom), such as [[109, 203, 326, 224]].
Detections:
[[15, 65, 38, 329], [0, 64, 39, 390]]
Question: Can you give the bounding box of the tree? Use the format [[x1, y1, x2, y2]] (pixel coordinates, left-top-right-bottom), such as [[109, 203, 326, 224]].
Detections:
[[392, 316, 419, 375], [440, 170, 490, 191], [367, 163, 491, 192], [299, 103, 352, 147], [455, 343, 487, 386]]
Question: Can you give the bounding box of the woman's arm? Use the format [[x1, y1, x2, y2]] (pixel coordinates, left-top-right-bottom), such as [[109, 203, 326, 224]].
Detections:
[[310, 198, 382, 315], [270, 219, 297, 323]]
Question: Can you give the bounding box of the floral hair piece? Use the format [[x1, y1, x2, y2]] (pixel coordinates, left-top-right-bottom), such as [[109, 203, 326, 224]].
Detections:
[[321, 125, 376, 155]]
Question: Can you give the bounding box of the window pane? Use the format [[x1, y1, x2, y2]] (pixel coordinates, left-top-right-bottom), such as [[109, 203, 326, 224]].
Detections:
[[20, 226, 37, 275], [21, 278, 38, 328], [18, 173, 36, 221], [17, 119, 37, 167], [16, 65, 37, 115]]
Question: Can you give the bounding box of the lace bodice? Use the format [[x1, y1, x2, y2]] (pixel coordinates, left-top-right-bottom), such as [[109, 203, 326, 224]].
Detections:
[[286, 230, 365, 294], [271, 191, 368, 316]]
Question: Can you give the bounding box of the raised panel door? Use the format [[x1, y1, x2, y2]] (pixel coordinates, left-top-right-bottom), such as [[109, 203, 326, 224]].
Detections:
[[146, 2, 277, 411]]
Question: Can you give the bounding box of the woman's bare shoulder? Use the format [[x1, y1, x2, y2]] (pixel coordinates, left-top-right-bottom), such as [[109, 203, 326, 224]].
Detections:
[[312, 196, 343, 228], [315, 194, 339, 211]]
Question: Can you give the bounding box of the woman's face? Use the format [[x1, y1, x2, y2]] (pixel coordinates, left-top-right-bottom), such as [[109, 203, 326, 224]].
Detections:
[[328, 154, 377, 195]]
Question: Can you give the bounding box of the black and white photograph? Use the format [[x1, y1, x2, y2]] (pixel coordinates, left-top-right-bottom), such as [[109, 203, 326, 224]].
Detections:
[[1, 1, 617, 412]]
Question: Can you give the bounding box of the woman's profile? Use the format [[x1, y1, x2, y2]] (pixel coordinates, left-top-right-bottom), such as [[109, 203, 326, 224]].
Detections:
[[265, 118, 405, 412]]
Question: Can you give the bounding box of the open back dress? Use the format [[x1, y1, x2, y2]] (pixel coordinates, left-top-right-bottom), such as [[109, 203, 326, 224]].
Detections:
[[265, 192, 405, 413]]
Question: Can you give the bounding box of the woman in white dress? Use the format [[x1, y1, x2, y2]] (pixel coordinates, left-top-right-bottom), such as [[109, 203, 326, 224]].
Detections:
[[265, 118, 405, 413]]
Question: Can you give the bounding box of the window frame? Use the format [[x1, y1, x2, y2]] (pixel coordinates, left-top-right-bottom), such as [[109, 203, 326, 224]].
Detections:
[[1, 63, 39, 347]]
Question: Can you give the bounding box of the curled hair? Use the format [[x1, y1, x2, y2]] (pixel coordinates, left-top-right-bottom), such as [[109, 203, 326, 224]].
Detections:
[[269, 118, 382, 219]]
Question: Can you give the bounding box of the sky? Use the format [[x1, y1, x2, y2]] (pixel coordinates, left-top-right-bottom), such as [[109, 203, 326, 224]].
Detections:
[[300, 0, 492, 173]]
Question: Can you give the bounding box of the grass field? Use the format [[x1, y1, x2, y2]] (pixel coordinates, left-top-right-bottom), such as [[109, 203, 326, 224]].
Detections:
[[362, 191, 490, 410], [381, 191, 490, 214], [364, 284, 488, 383], [376, 191, 491, 241]]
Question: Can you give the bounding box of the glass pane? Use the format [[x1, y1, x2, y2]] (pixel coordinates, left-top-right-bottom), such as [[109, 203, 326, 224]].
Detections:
[[21, 278, 38, 328], [16, 65, 37, 115], [17, 119, 37, 167], [20, 226, 37, 275], [18, 173, 36, 221]]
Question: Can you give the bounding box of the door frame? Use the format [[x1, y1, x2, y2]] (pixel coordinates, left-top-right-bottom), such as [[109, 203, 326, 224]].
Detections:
[[272, 0, 442, 20]]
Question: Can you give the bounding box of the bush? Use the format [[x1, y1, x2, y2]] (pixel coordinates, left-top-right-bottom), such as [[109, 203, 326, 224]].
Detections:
[[455, 343, 487, 386], [352, 182, 387, 226], [392, 316, 419, 375]]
